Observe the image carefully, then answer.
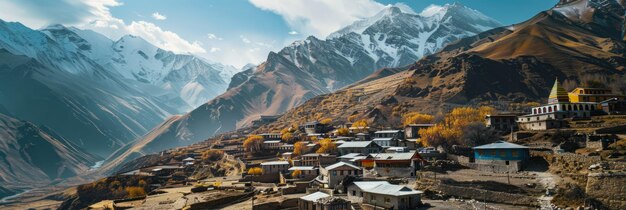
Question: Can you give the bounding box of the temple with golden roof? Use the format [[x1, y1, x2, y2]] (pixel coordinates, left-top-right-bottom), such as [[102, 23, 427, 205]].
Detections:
[[518, 79, 597, 130]]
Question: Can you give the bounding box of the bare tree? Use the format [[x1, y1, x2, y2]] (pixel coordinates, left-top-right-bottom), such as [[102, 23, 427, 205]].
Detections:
[[462, 122, 500, 147]]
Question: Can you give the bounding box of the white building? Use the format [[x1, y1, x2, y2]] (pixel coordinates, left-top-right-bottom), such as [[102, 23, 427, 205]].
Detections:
[[260, 161, 290, 174], [348, 181, 422, 210], [315, 162, 361, 189]]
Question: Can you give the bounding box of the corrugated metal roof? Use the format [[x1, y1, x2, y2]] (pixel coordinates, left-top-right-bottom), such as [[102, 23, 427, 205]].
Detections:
[[300, 192, 330, 201], [373, 138, 393, 141], [260, 161, 290, 165], [289, 166, 316, 171], [352, 181, 389, 190], [325, 162, 360, 170], [473, 141, 528, 149], [363, 183, 423, 196], [375, 130, 401, 134], [337, 141, 376, 148], [339, 153, 363, 159], [263, 140, 281, 143], [370, 152, 416, 160]]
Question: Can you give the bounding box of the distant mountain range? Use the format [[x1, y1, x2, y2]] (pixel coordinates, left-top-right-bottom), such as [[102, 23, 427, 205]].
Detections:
[[258, 0, 626, 131], [0, 19, 239, 189], [100, 3, 503, 171]]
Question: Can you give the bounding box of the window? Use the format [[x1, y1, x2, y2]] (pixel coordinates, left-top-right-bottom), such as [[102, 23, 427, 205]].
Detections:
[[478, 150, 484, 156], [352, 191, 356, 196], [500, 150, 506, 157], [340, 171, 343, 175], [333, 171, 337, 175], [385, 197, 391, 203], [490, 150, 496, 156], [512, 150, 519, 157]]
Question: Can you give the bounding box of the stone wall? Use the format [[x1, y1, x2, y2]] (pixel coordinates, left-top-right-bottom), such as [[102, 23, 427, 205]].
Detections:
[[188, 192, 253, 210], [434, 184, 539, 207], [447, 154, 471, 166], [254, 198, 298, 210], [364, 167, 416, 178], [280, 182, 309, 195], [468, 161, 522, 173], [239, 173, 279, 183], [585, 172, 626, 210], [546, 153, 601, 185]]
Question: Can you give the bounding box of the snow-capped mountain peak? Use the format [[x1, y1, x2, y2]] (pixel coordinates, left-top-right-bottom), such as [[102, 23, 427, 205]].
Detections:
[[323, 3, 502, 69]]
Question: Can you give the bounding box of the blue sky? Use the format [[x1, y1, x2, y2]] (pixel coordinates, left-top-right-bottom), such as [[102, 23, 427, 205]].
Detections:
[[0, 0, 557, 68]]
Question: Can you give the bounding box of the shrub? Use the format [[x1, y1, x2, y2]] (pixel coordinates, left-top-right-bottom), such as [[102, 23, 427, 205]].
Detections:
[[202, 150, 225, 161], [125, 186, 146, 198]]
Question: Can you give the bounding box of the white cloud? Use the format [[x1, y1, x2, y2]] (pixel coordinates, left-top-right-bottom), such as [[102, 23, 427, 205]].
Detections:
[[420, 4, 444, 17], [209, 47, 221, 53], [126, 21, 206, 53], [207, 33, 223, 40], [0, 0, 205, 54], [288, 31, 298, 35], [249, 0, 385, 38], [240, 35, 251, 44], [151, 12, 167, 20]]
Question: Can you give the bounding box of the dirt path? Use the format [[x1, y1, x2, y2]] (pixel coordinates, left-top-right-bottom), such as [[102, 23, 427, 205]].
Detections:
[[535, 171, 559, 210]]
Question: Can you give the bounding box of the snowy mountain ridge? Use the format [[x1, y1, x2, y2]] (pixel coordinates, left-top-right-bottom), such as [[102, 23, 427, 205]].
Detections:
[[41, 24, 238, 108]]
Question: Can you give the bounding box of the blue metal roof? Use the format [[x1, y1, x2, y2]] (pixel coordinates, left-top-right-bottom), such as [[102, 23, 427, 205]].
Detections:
[[473, 141, 528, 149]]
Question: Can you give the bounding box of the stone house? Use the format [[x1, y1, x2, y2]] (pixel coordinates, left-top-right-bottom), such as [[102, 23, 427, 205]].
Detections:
[[355, 182, 423, 210], [301, 153, 337, 167], [298, 192, 351, 210], [485, 114, 519, 132], [315, 162, 361, 189], [262, 140, 281, 150], [363, 152, 422, 177], [260, 133, 281, 140], [372, 130, 403, 147], [260, 161, 290, 174], [337, 141, 383, 155]]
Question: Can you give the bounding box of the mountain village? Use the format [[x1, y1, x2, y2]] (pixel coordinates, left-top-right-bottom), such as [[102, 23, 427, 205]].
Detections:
[[1, 0, 626, 210], [58, 79, 626, 210]]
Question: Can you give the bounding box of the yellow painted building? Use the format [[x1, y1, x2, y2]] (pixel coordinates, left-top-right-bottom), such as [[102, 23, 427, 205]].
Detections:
[[568, 88, 625, 103]]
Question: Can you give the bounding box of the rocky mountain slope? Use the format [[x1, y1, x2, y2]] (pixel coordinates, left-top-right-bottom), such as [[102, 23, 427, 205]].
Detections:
[[0, 112, 99, 190], [257, 0, 626, 131], [0, 20, 179, 157], [103, 4, 502, 169]]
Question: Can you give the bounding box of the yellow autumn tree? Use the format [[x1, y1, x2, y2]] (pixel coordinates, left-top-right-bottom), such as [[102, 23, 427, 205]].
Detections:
[[247, 167, 263, 176], [402, 112, 434, 126], [243, 135, 264, 154], [320, 117, 332, 125], [281, 132, 293, 142], [292, 170, 302, 178], [316, 138, 337, 154], [293, 141, 307, 155], [352, 119, 368, 133], [419, 106, 494, 150], [336, 127, 349, 136]]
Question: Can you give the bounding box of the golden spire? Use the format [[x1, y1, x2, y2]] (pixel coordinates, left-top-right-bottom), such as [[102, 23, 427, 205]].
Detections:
[[548, 78, 569, 104]]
